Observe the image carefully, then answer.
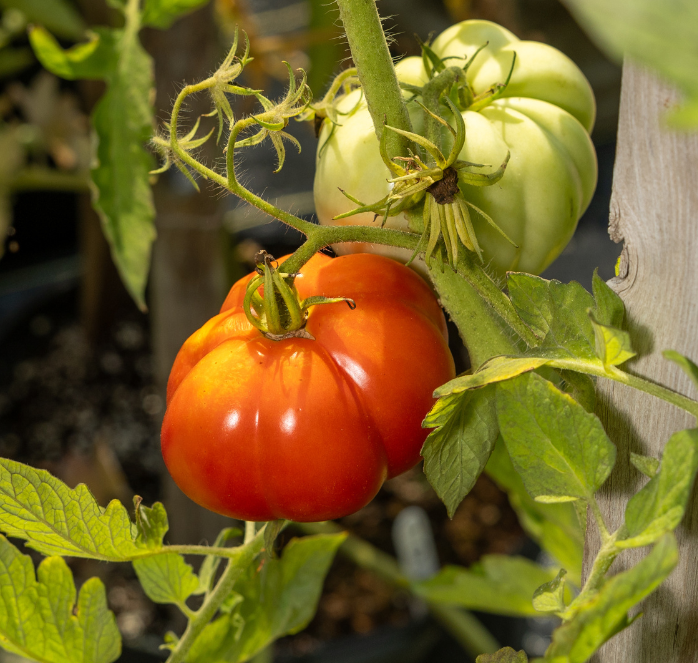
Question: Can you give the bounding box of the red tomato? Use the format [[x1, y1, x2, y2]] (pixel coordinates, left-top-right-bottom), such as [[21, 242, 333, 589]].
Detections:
[[161, 253, 455, 522]]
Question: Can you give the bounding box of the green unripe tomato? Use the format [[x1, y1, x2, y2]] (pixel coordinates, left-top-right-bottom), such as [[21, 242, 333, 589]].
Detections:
[[314, 20, 598, 276]]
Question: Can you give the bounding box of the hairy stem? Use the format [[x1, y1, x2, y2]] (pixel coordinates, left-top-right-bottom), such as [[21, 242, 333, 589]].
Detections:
[[608, 366, 698, 418], [567, 534, 619, 614], [279, 224, 420, 273], [455, 253, 540, 348], [170, 80, 231, 187], [226, 118, 319, 234], [295, 521, 500, 657], [588, 495, 611, 544], [428, 263, 522, 369], [165, 527, 266, 663], [335, 0, 412, 159], [549, 359, 698, 419]]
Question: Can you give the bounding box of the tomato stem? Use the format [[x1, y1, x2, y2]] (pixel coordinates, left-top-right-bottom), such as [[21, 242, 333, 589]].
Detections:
[[335, 0, 413, 160], [164, 526, 266, 663]]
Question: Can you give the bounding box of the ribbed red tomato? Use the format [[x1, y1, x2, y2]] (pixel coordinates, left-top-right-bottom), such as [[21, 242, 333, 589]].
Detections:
[[161, 252, 455, 522]]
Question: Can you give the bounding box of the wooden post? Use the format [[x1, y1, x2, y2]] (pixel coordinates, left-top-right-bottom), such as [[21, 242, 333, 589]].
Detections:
[[144, 7, 233, 546], [585, 62, 698, 661]]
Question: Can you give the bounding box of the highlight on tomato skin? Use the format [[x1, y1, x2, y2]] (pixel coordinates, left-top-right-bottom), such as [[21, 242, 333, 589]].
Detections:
[[161, 252, 455, 522]]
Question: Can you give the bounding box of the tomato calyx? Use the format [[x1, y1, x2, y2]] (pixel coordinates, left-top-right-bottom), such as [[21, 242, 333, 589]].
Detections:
[[332, 88, 515, 268], [243, 251, 356, 340]]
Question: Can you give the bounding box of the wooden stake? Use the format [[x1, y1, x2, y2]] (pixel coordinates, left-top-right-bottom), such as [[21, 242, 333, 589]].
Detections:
[[586, 62, 698, 662]]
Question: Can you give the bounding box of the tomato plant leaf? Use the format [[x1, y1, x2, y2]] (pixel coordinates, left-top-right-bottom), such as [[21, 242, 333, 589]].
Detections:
[[133, 553, 200, 605], [591, 269, 625, 329], [29, 17, 156, 311], [0, 457, 150, 560], [0, 535, 121, 663], [557, 369, 596, 413], [663, 349, 698, 391], [561, 0, 698, 128], [29, 26, 116, 80], [477, 648, 528, 663], [589, 311, 636, 367], [141, 0, 211, 29], [90, 27, 156, 311], [188, 533, 346, 663], [486, 441, 584, 585], [496, 373, 616, 503], [532, 568, 567, 614], [618, 429, 698, 549], [547, 534, 678, 662], [3, 0, 87, 41], [414, 555, 559, 617], [434, 357, 548, 397], [629, 452, 660, 479], [507, 273, 597, 360], [134, 498, 169, 549], [422, 387, 499, 517]]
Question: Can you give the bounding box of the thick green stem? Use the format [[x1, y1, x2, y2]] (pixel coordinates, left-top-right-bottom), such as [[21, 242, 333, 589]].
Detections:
[[295, 521, 499, 657], [335, 0, 412, 159], [165, 527, 266, 663], [428, 264, 521, 369], [280, 224, 420, 273], [549, 359, 698, 419], [566, 535, 619, 615], [455, 253, 540, 348]]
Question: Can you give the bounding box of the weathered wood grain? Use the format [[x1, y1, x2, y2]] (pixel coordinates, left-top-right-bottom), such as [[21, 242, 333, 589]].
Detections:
[[145, 4, 233, 548], [585, 62, 698, 662]]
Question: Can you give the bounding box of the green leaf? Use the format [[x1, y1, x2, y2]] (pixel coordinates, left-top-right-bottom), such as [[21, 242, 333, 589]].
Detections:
[[477, 648, 528, 663], [90, 28, 156, 311], [422, 387, 499, 517], [29, 26, 115, 80], [619, 429, 698, 548], [415, 555, 559, 617], [663, 349, 698, 391], [0, 457, 149, 560], [496, 373, 616, 503], [30, 21, 156, 310], [141, 0, 211, 29], [591, 270, 625, 328], [434, 357, 549, 397], [557, 369, 596, 413], [589, 311, 636, 366], [0, 535, 121, 663], [133, 553, 200, 605], [486, 441, 584, 586], [507, 273, 597, 359], [134, 498, 169, 549], [561, 0, 698, 128], [547, 535, 678, 662], [188, 534, 346, 663], [629, 452, 660, 479], [532, 569, 567, 614], [1, 0, 86, 40]]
